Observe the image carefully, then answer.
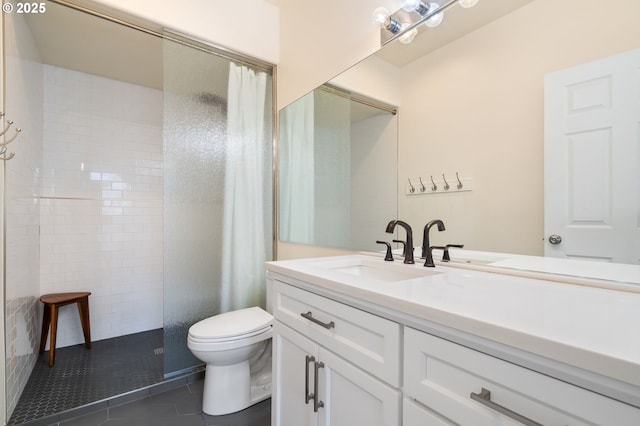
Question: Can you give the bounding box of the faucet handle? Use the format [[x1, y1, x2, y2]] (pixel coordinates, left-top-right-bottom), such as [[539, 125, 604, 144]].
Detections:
[[376, 241, 394, 262], [428, 246, 448, 264], [444, 244, 464, 262], [392, 239, 406, 256]]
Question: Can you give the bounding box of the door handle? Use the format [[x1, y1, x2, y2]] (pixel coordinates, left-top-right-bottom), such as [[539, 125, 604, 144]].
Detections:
[[313, 360, 325, 412], [548, 234, 562, 245], [470, 388, 543, 426], [304, 355, 315, 405], [301, 311, 335, 329]]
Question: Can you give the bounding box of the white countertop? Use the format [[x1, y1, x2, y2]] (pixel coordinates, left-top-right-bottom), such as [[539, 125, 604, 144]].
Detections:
[[266, 253, 640, 391]]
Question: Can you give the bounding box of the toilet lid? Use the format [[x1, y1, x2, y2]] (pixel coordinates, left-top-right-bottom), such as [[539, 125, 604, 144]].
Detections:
[[188, 306, 273, 340]]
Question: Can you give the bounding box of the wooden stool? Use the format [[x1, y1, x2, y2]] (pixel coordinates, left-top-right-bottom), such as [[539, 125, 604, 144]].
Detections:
[[39, 292, 92, 367]]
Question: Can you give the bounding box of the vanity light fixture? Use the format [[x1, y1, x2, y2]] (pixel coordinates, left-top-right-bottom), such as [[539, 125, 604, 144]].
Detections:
[[401, 0, 430, 15], [398, 23, 418, 44], [375, 0, 480, 45], [401, 0, 444, 28], [423, 3, 444, 28], [372, 6, 402, 34]]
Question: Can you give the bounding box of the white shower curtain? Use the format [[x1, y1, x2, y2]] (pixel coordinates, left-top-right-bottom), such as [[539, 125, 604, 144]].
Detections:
[[279, 93, 315, 243], [221, 63, 268, 311]]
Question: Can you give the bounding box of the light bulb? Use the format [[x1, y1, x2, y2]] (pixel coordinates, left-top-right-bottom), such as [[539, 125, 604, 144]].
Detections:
[[458, 0, 479, 8], [424, 3, 444, 28], [402, 0, 430, 16], [401, 0, 420, 12], [398, 23, 418, 44], [372, 6, 390, 26]]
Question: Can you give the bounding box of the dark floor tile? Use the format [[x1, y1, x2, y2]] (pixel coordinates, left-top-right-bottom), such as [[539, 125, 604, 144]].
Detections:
[[59, 409, 108, 426], [10, 329, 164, 425], [108, 397, 177, 421], [203, 399, 271, 426]]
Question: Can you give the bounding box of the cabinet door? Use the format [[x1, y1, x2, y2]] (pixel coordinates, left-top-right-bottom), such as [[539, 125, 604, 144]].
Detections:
[[318, 347, 401, 426], [403, 398, 455, 426], [272, 321, 318, 426]]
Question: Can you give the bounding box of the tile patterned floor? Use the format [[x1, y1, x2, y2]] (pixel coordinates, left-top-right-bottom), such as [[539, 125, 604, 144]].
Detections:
[[10, 328, 271, 426], [10, 330, 165, 425]]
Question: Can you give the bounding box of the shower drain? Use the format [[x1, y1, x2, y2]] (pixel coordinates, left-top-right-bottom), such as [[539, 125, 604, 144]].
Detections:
[[153, 347, 164, 355]]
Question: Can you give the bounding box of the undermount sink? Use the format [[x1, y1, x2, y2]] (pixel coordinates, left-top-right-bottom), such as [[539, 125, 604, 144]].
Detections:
[[312, 255, 442, 283]]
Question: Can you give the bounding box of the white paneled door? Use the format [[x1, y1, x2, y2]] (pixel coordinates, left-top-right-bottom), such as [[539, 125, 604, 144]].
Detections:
[[544, 49, 640, 264]]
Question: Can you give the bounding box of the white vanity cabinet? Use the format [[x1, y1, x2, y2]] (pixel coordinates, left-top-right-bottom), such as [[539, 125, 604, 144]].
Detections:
[[403, 327, 640, 425], [271, 280, 402, 426]]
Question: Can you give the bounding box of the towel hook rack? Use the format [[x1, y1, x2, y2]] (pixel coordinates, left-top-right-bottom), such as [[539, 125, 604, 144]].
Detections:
[[0, 119, 14, 137], [442, 174, 450, 190], [0, 146, 15, 161], [418, 177, 426, 192], [0, 127, 21, 147], [456, 172, 463, 189], [407, 178, 416, 193], [429, 176, 437, 191]]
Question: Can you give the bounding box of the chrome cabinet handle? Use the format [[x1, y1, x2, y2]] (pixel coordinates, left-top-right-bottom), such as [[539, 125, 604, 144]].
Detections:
[[301, 311, 335, 330], [304, 355, 315, 405], [313, 360, 325, 412], [470, 388, 543, 426]]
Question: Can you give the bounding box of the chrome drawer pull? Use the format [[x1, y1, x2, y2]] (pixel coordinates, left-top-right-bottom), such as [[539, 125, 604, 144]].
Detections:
[[313, 360, 325, 412], [301, 311, 335, 329], [305, 355, 315, 404], [470, 388, 543, 426]]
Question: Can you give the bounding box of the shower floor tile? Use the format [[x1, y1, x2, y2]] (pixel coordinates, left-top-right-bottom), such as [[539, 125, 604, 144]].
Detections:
[[9, 329, 165, 425]]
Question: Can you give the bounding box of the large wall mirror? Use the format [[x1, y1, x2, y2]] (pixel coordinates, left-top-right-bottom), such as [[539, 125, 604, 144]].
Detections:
[[279, 0, 640, 275]]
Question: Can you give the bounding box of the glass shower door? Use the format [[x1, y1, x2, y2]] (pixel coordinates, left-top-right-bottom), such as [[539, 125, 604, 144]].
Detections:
[[162, 36, 273, 376]]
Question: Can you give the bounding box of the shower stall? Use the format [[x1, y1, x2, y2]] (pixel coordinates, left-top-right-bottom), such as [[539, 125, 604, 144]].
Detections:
[[1, 2, 274, 423]]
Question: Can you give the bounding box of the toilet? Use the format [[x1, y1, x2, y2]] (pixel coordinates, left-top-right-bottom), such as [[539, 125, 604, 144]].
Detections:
[[187, 306, 273, 415]]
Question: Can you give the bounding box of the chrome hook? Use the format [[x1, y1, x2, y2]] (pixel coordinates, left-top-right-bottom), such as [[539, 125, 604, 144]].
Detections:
[[456, 172, 463, 189], [430, 176, 437, 191], [442, 174, 450, 190], [0, 146, 15, 161], [0, 127, 21, 147], [418, 177, 426, 192], [0, 120, 14, 137], [407, 178, 415, 193]]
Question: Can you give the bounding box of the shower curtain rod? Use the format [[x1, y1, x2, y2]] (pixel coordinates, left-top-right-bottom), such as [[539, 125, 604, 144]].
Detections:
[[49, 0, 275, 74], [321, 84, 398, 115]]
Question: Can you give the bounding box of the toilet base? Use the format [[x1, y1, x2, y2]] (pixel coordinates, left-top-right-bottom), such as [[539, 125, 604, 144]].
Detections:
[[202, 362, 272, 416], [202, 361, 249, 415]]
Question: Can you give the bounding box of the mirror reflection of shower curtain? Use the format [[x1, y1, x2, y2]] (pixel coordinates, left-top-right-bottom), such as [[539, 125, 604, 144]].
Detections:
[[220, 63, 270, 311], [279, 93, 315, 243]]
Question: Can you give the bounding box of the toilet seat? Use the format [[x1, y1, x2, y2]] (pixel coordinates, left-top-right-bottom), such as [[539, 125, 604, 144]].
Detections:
[[188, 325, 271, 344], [188, 306, 273, 343]]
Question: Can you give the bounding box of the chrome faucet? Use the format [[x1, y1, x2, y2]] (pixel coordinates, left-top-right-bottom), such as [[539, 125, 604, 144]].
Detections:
[[385, 220, 414, 264], [422, 219, 445, 267]]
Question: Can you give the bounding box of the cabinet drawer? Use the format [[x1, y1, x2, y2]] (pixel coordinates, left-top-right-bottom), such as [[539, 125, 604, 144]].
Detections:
[[403, 398, 455, 426], [273, 280, 401, 386], [404, 327, 640, 426]]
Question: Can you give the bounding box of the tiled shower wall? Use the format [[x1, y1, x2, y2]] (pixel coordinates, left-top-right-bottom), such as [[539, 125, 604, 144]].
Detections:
[[39, 65, 164, 348]]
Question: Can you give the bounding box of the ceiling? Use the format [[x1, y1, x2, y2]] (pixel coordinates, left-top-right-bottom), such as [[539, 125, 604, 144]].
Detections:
[[24, 1, 163, 89]]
